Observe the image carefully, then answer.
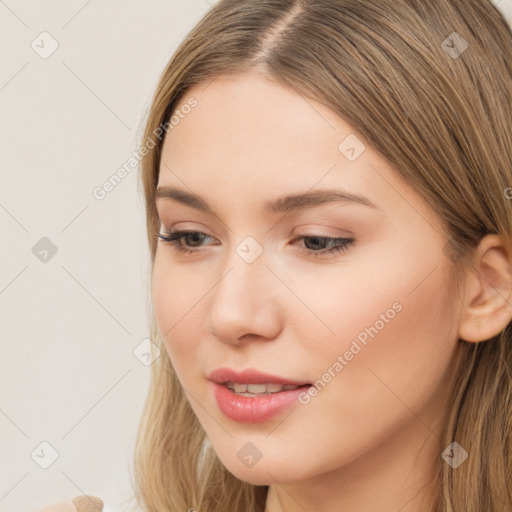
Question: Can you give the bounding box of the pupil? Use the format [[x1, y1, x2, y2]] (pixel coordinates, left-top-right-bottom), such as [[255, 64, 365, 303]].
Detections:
[[305, 236, 326, 250], [187, 233, 203, 246]]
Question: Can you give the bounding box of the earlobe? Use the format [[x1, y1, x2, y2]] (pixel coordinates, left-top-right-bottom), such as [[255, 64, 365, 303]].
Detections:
[[457, 234, 512, 343]]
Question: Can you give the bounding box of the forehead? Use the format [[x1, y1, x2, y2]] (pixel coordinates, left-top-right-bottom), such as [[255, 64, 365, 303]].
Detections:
[[162, 73, 367, 188], [169, 75, 336, 167], [158, 72, 435, 228]]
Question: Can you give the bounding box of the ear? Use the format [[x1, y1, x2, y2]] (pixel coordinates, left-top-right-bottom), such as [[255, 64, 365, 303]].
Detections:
[[458, 234, 512, 343]]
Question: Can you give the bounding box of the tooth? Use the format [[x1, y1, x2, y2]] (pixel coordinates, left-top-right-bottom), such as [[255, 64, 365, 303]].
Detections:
[[224, 382, 302, 395], [246, 384, 267, 393]]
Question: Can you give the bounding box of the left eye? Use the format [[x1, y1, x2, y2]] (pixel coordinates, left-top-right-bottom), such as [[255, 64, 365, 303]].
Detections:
[[295, 234, 354, 257], [156, 229, 355, 258]]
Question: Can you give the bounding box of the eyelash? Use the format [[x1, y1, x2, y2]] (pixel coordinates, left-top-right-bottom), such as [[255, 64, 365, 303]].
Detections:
[[156, 229, 354, 258]]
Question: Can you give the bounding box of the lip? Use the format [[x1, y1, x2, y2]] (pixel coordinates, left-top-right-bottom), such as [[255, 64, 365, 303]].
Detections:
[[210, 381, 312, 423], [207, 367, 312, 423], [207, 367, 311, 386]]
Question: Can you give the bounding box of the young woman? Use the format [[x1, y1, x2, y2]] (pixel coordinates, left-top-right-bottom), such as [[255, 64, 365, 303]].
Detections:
[[41, 0, 512, 510]]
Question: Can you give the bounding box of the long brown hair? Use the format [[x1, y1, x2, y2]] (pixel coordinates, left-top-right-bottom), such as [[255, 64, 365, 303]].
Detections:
[[129, 1, 512, 510]]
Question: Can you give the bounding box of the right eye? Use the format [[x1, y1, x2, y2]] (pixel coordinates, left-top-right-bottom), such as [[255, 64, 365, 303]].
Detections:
[[156, 229, 216, 254]]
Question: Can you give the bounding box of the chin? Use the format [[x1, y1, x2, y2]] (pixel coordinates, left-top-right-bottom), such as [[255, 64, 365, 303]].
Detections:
[[215, 452, 302, 486]]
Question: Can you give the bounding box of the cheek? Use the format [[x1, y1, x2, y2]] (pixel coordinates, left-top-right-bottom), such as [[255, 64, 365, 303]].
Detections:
[[151, 254, 205, 376], [294, 248, 458, 433], [272, 260, 459, 477], [289, 230, 454, 358]]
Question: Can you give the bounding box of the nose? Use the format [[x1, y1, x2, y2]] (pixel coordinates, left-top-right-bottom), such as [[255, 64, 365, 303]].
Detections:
[[207, 249, 282, 346]]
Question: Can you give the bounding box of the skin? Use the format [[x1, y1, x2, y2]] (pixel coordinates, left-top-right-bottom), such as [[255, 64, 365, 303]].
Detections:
[[152, 71, 512, 512]]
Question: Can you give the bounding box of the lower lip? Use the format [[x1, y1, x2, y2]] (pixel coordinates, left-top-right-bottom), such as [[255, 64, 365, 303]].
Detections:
[[210, 381, 311, 423]]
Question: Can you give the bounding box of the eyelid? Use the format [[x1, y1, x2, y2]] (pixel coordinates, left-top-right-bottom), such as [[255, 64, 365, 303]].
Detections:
[[292, 224, 354, 238], [158, 220, 213, 235]]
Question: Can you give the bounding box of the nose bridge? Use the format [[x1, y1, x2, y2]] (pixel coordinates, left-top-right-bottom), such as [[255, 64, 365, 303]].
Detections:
[[214, 237, 268, 310]]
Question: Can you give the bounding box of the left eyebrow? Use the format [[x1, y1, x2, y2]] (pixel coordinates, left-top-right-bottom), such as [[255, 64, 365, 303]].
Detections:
[[155, 186, 379, 214]]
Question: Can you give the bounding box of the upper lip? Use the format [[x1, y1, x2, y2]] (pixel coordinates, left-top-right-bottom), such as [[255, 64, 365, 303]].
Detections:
[[207, 367, 311, 386]]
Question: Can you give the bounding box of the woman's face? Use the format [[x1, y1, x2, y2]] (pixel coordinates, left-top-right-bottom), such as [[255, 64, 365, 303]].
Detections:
[[152, 72, 464, 491]]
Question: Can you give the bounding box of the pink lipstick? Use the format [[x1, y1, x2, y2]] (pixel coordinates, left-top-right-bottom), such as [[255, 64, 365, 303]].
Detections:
[[208, 367, 312, 423]]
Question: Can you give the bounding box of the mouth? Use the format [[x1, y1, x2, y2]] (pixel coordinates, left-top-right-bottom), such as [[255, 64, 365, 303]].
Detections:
[[211, 380, 314, 423], [220, 381, 312, 397], [207, 367, 312, 389]]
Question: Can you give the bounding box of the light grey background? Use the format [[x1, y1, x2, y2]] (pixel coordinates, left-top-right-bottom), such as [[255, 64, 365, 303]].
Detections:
[[0, 1, 216, 511], [1, 1, 511, 511]]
